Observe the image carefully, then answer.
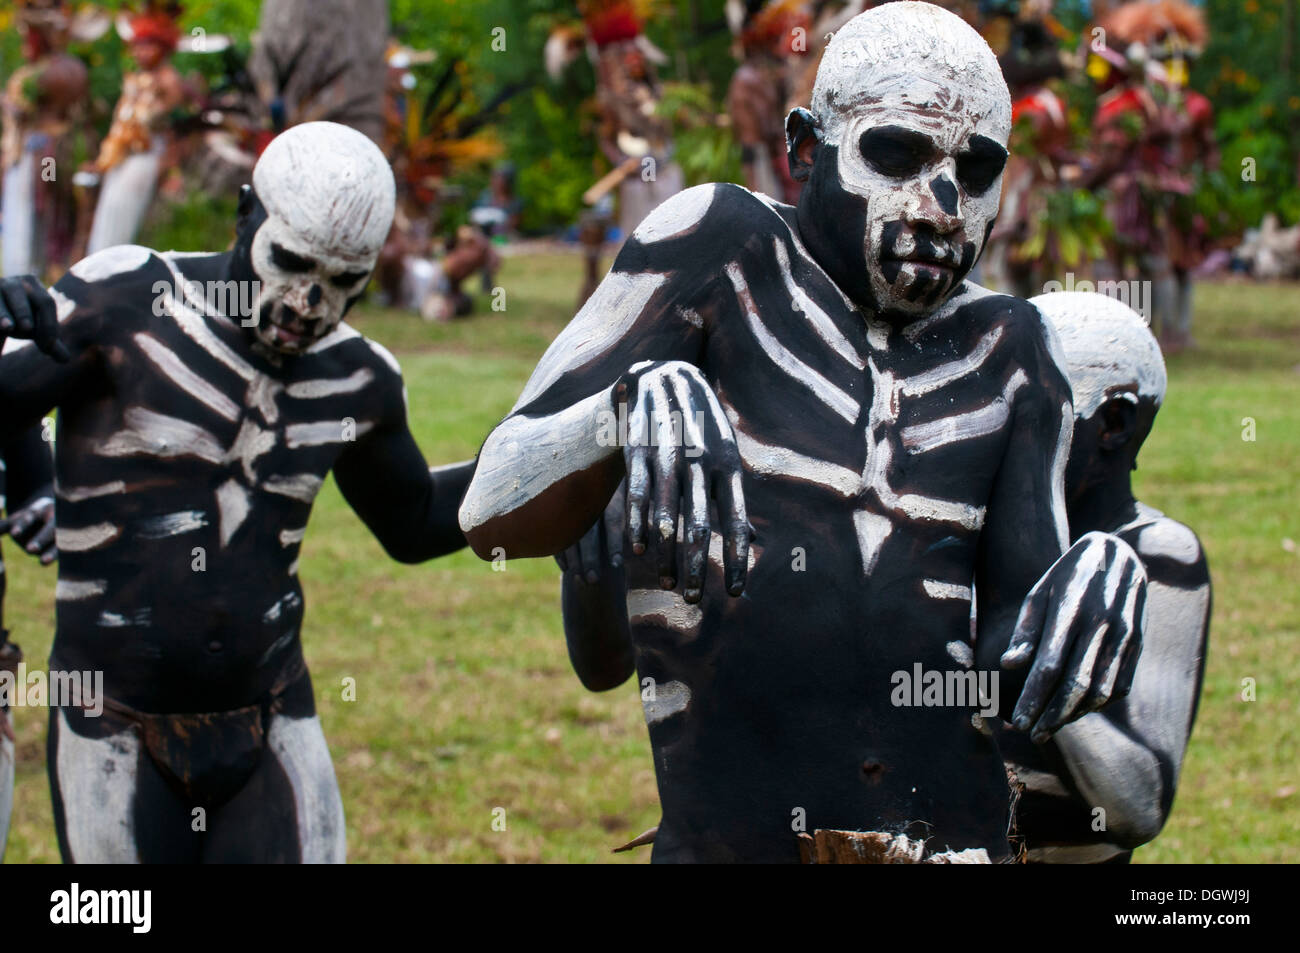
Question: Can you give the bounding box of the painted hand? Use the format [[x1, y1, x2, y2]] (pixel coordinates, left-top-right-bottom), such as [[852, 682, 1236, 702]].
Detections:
[[0, 276, 71, 362], [555, 483, 624, 584], [1001, 531, 1147, 743], [616, 360, 749, 603], [0, 494, 57, 565]]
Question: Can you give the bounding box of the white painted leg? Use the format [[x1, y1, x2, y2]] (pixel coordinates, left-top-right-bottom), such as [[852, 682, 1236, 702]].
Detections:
[[267, 714, 346, 863]]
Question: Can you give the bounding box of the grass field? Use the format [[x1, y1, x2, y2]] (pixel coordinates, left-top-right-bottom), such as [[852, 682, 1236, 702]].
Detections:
[[4, 255, 1297, 863]]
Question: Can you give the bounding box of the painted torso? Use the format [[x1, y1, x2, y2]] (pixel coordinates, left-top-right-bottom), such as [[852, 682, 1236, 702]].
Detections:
[[49, 246, 402, 713], [616, 185, 1051, 861]]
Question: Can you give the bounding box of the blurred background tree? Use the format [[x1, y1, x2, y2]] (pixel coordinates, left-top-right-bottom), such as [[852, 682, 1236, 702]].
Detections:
[[1, 0, 1294, 243]]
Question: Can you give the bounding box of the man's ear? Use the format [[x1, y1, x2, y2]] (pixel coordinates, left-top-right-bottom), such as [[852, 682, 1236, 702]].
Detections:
[[1098, 394, 1139, 452], [238, 184, 255, 221], [786, 107, 822, 182]]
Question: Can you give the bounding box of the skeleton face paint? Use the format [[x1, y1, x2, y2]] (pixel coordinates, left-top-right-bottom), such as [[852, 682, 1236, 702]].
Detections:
[[247, 122, 395, 354], [797, 3, 1011, 322]]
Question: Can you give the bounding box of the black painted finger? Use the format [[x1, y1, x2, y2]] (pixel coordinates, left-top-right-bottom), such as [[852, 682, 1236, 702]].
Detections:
[[603, 489, 624, 569], [680, 461, 711, 603], [1, 280, 35, 337], [647, 385, 682, 590], [1079, 561, 1140, 712], [1111, 585, 1146, 702], [712, 467, 749, 596], [1002, 573, 1051, 671], [21, 275, 70, 362], [625, 442, 652, 557], [5, 506, 38, 543], [1030, 619, 1109, 742], [578, 518, 602, 584], [29, 516, 56, 557], [1011, 562, 1105, 731], [668, 374, 712, 603]]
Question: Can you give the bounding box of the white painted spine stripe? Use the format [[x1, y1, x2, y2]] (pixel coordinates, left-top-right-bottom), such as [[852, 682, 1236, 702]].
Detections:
[[216, 478, 251, 548], [643, 680, 692, 725]]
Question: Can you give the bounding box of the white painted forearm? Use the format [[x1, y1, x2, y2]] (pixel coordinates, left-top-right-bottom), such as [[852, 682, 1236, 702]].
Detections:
[[1053, 713, 1165, 847], [458, 386, 617, 536]]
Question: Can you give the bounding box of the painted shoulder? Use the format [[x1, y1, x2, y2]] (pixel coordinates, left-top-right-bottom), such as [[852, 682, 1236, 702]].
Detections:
[[972, 286, 1070, 385], [64, 244, 171, 291], [622, 183, 786, 256], [307, 322, 403, 380], [1121, 512, 1207, 572], [50, 245, 175, 336]]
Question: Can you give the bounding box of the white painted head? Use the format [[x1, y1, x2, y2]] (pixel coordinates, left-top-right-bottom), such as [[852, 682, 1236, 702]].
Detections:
[[248, 121, 396, 353], [1030, 291, 1167, 419], [797, 2, 1012, 319]]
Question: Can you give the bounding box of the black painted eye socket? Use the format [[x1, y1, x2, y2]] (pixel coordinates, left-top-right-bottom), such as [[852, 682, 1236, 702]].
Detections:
[[330, 270, 370, 289], [270, 243, 316, 274], [956, 136, 1009, 195], [859, 126, 934, 179]]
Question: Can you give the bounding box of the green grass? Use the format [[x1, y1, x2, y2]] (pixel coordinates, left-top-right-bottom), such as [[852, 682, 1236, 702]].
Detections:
[[3, 261, 1297, 863]]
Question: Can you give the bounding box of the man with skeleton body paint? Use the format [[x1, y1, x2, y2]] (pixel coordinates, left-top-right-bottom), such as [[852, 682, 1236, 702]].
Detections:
[[463, 3, 1148, 862], [994, 291, 1210, 863], [0, 121, 473, 862]]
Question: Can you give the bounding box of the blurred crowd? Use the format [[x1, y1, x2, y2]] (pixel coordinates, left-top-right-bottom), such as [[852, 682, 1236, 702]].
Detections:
[[3, 0, 1296, 344]]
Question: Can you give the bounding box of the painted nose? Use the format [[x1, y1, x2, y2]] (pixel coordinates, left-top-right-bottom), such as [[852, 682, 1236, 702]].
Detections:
[[906, 169, 964, 233], [285, 282, 324, 314]]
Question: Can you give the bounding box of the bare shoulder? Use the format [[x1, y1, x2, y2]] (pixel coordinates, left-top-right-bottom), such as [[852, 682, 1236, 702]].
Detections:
[[51, 245, 175, 337], [1123, 511, 1208, 574], [618, 183, 785, 264], [61, 245, 171, 293]]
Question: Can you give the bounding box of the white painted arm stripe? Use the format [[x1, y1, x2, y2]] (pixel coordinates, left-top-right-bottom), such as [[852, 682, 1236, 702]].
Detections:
[[459, 389, 614, 533]]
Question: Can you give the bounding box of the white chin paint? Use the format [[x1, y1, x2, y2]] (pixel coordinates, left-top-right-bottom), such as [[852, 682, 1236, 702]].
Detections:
[[249, 122, 397, 353], [811, 3, 1011, 317]]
